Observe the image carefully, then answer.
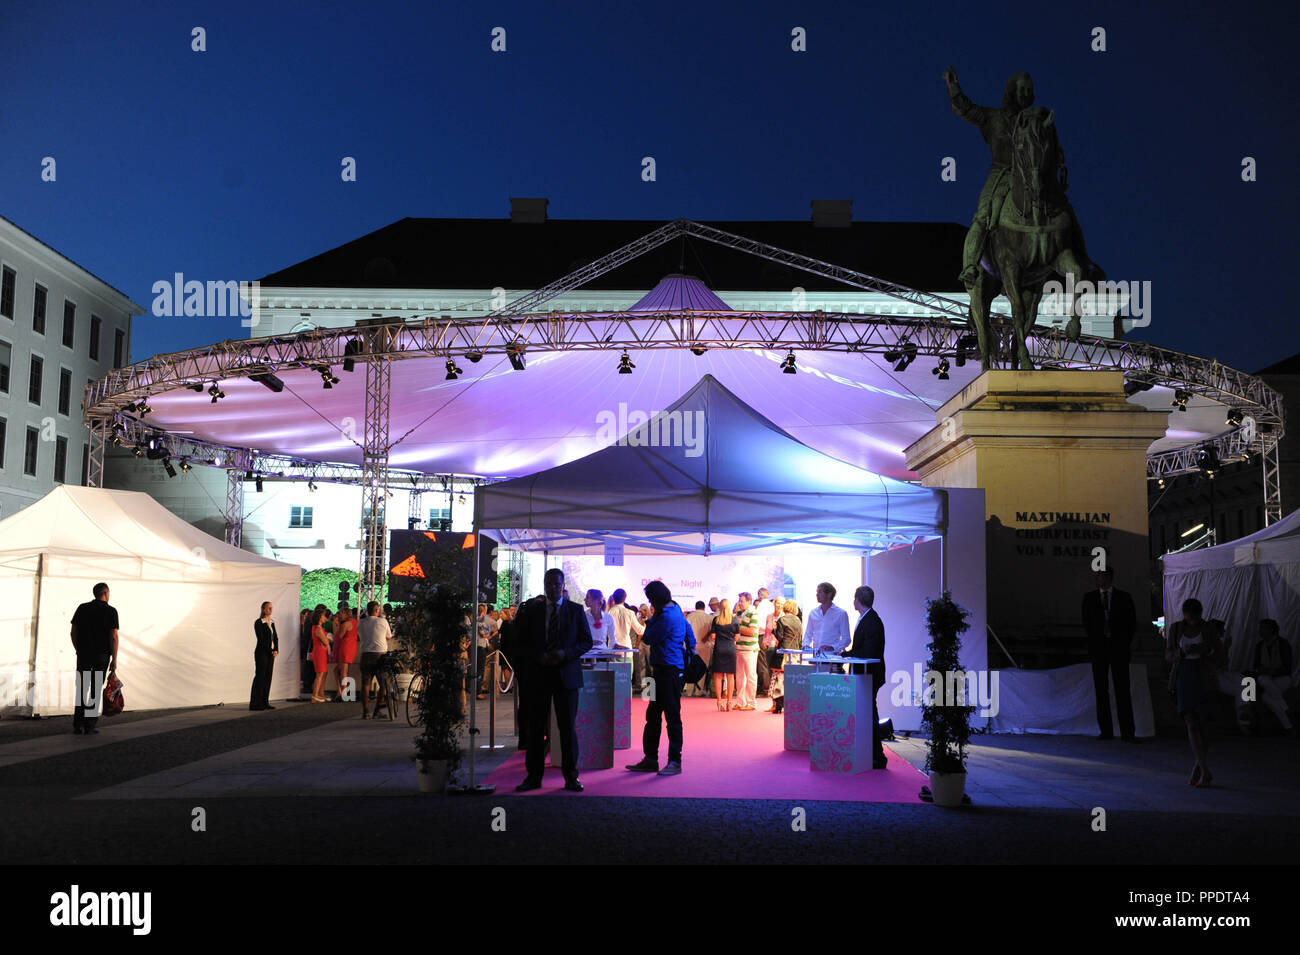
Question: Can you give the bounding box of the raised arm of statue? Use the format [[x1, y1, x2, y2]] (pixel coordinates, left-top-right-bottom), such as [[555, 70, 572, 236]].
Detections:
[[943, 64, 988, 127]]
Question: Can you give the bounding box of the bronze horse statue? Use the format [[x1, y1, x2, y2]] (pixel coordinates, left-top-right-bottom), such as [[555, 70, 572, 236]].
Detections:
[[967, 107, 1100, 370]]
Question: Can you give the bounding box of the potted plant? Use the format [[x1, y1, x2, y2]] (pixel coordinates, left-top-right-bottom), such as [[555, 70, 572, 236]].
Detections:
[[402, 570, 470, 794], [921, 591, 974, 807]]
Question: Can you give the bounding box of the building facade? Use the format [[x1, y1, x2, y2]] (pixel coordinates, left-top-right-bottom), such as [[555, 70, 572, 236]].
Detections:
[[0, 215, 142, 519]]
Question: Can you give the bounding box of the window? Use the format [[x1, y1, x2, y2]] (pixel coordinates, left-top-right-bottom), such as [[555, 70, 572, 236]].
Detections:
[[0, 417, 6, 469], [33, 285, 46, 334], [23, 427, 38, 476], [0, 267, 14, 319], [58, 368, 71, 416], [89, 315, 101, 360], [54, 436, 68, 484], [81, 442, 89, 486], [0, 340, 9, 393], [114, 328, 125, 367], [28, 355, 42, 405], [428, 506, 451, 529], [360, 506, 385, 529], [290, 506, 314, 528], [62, 301, 75, 347]]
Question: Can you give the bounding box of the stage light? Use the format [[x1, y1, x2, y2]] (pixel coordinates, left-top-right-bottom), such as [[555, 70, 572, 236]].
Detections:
[[954, 334, 979, 368], [245, 469, 254, 481], [179, 457, 192, 473], [185, 383, 205, 393], [1123, 379, 1154, 397], [313, 365, 340, 388], [342, 338, 363, 372], [1171, 389, 1189, 411], [932, 358, 951, 380], [617, 352, 635, 375], [147, 438, 157, 451], [255, 476, 264, 493], [458, 494, 466, 505], [133, 444, 145, 457], [465, 350, 483, 363], [110, 421, 124, 433], [307, 480, 317, 492], [780, 352, 796, 375], [163, 459, 177, 479], [1181, 523, 1205, 538], [445, 358, 463, 381], [690, 346, 707, 356], [1239, 451, 1251, 463], [884, 342, 917, 372], [122, 401, 137, 413], [250, 371, 284, 393], [408, 518, 420, 530], [1226, 408, 1244, 427], [212, 454, 223, 467], [208, 382, 226, 404], [1197, 446, 1220, 478], [1156, 477, 1166, 490], [136, 399, 153, 416], [505, 340, 527, 371]]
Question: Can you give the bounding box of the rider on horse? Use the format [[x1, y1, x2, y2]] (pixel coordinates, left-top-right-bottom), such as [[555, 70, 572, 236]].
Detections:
[[944, 68, 1094, 287]]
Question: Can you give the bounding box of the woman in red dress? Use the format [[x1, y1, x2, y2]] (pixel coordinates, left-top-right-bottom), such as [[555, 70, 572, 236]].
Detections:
[[333, 607, 358, 702], [310, 608, 332, 702]]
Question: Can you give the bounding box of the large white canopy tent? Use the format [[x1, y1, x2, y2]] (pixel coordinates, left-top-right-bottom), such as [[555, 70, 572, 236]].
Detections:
[[1162, 507, 1300, 675], [475, 375, 989, 734], [0, 486, 301, 716]]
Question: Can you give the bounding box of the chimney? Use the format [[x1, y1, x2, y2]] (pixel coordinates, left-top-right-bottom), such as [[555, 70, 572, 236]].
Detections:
[[510, 197, 548, 223], [811, 199, 852, 228]]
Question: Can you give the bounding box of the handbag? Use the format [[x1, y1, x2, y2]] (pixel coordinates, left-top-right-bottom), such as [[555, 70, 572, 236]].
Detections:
[[682, 636, 709, 684], [1166, 652, 1180, 702], [103, 673, 125, 717]]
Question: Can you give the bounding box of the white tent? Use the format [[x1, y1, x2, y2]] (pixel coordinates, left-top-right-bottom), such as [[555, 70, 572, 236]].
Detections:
[[475, 374, 949, 555], [0, 486, 301, 716], [1162, 508, 1300, 675]]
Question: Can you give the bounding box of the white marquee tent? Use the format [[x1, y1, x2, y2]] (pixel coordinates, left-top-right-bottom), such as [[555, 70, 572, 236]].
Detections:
[[0, 486, 301, 716], [1162, 507, 1300, 675]]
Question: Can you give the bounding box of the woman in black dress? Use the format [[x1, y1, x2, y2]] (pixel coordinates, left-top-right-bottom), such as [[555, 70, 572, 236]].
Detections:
[[710, 599, 739, 710]]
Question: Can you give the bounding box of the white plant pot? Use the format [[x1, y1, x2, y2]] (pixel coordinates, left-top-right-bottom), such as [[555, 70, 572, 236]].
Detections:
[[395, 673, 414, 697], [416, 758, 449, 794], [929, 771, 967, 808]]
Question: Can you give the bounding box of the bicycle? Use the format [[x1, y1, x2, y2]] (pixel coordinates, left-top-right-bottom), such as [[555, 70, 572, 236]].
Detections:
[[367, 652, 402, 722]]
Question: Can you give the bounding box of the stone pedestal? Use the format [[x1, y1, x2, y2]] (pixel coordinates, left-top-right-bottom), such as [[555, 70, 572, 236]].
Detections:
[[549, 670, 615, 771], [904, 371, 1167, 655]]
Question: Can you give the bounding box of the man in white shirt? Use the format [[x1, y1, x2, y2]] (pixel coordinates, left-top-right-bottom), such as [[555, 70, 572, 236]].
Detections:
[[753, 588, 776, 697], [358, 601, 393, 719], [609, 588, 646, 689], [803, 582, 851, 658]]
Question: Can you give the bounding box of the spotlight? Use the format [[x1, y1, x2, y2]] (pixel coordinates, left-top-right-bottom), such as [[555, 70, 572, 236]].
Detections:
[[1226, 408, 1244, 427], [690, 346, 707, 356], [212, 454, 223, 467], [185, 383, 205, 393], [884, 342, 917, 372], [458, 494, 466, 505], [780, 352, 796, 375], [1197, 446, 1220, 478], [122, 401, 137, 413], [1171, 389, 1189, 411], [506, 342, 526, 371], [163, 459, 177, 479], [136, 399, 153, 416], [932, 358, 951, 380], [313, 365, 339, 388], [342, 338, 363, 372], [954, 334, 979, 368], [245, 469, 254, 481], [133, 444, 145, 457], [208, 382, 226, 403], [617, 352, 635, 375], [307, 480, 317, 492], [1156, 477, 1166, 490], [465, 350, 483, 363], [255, 476, 264, 493], [445, 358, 463, 381], [1239, 451, 1251, 463], [250, 371, 284, 393], [1123, 379, 1154, 397], [179, 457, 192, 473], [110, 421, 124, 433]]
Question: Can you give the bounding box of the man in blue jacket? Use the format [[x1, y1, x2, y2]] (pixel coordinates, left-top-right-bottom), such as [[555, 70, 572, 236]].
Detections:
[[626, 580, 694, 776]]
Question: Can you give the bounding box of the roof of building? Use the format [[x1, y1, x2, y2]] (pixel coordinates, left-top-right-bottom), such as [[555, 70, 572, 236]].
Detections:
[[0, 214, 144, 312], [1255, 352, 1300, 376], [258, 217, 967, 293]]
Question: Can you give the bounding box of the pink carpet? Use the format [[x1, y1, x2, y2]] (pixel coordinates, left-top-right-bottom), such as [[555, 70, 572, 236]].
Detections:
[[486, 697, 925, 802]]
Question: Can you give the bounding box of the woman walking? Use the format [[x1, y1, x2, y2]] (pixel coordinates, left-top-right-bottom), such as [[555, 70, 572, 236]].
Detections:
[[1166, 598, 1224, 787]]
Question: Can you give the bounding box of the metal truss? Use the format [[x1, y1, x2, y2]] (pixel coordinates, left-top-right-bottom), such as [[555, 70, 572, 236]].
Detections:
[[224, 467, 244, 548], [1262, 440, 1283, 526], [86, 421, 107, 488], [359, 323, 398, 606]]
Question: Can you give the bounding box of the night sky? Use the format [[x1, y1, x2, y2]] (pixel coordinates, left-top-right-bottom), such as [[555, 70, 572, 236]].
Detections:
[[3, 0, 1296, 372]]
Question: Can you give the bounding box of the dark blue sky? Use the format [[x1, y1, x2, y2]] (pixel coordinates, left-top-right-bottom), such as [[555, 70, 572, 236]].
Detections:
[[4, 0, 1296, 372]]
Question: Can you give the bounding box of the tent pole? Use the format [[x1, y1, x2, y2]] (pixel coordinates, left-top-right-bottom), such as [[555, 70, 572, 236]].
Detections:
[[28, 553, 45, 717], [469, 527, 481, 789]]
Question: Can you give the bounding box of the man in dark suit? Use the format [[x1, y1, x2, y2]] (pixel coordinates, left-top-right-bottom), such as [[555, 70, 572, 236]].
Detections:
[[251, 601, 279, 711], [1081, 567, 1138, 742], [843, 585, 888, 769], [70, 582, 119, 736], [501, 568, 594, 792]]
